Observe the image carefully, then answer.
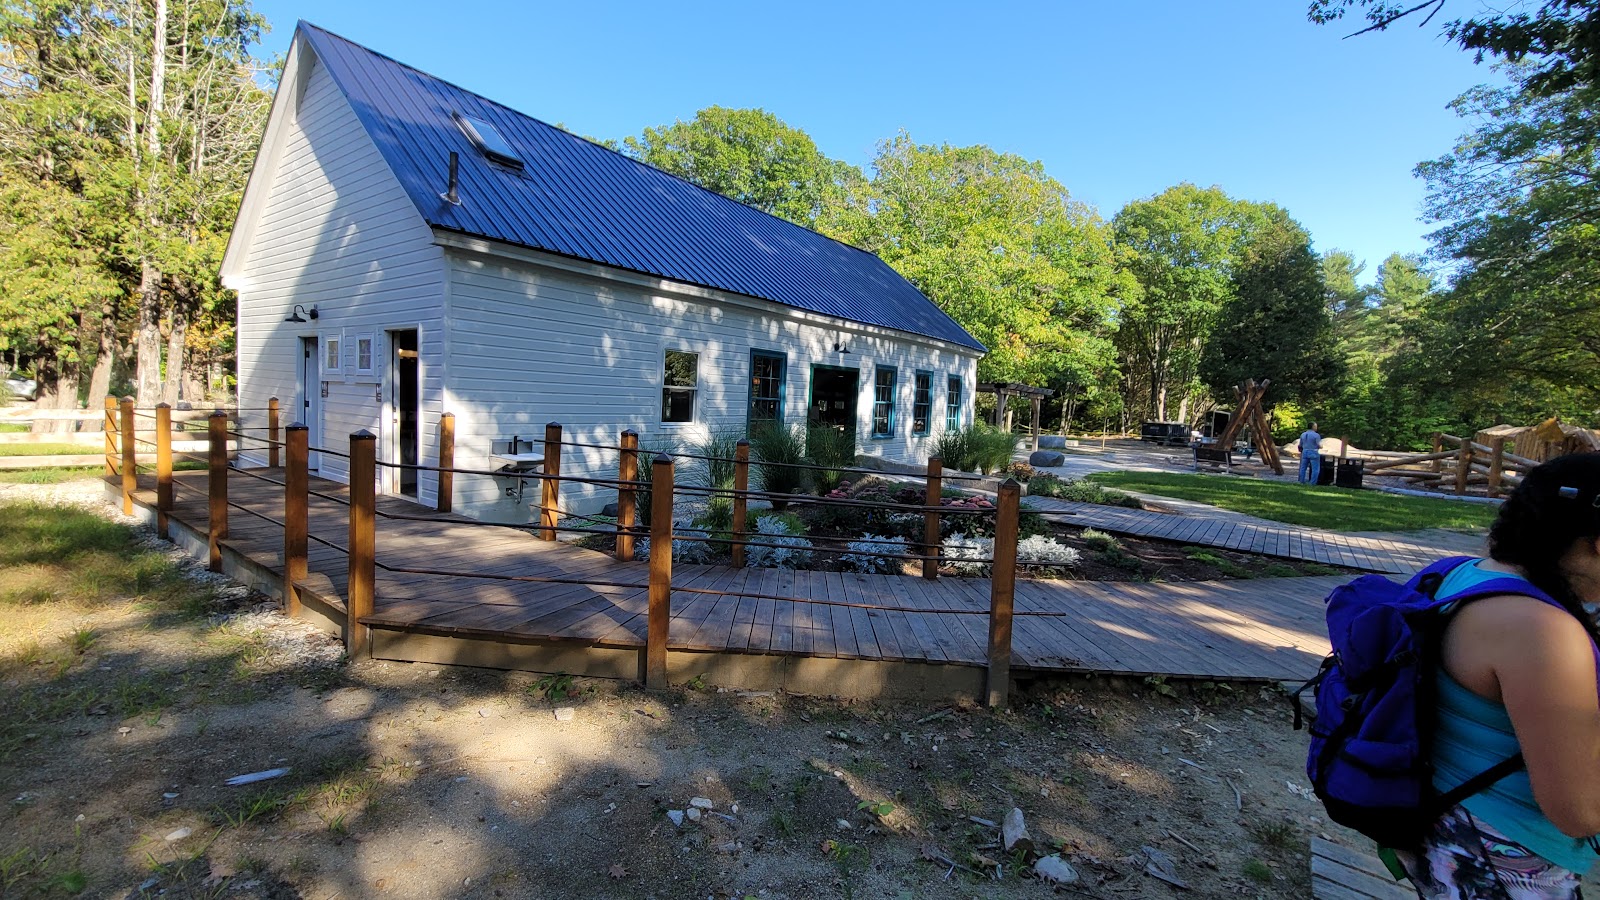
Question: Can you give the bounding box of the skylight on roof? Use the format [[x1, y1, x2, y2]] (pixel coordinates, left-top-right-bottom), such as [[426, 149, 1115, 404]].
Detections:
[[456, 114, 523, 169]]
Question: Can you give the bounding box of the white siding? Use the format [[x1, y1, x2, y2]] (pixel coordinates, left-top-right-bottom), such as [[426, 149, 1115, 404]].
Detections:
[[443, 250, 980, 520], [231, 53, 447, 505]]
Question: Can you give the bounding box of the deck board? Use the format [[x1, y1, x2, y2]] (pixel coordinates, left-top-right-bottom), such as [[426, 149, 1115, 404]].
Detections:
[[138, 469, 1390, 684]]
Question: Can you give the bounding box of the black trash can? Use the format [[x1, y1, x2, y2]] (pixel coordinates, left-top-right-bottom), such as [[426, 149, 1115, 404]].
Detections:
[[1334, 459, 1365, 489], [1316, 458, 1336, 486]]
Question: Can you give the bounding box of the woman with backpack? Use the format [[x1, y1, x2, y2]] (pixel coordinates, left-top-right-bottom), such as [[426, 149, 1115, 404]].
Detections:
[[1398, 452, 1600, 897]]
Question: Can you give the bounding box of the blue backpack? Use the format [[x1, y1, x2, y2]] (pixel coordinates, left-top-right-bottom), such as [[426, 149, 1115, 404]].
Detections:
[[1293, 556, 1563, 849]]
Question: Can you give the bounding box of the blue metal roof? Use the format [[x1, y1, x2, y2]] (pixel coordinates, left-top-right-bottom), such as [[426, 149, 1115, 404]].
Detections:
[[296, 23, 985, 353]]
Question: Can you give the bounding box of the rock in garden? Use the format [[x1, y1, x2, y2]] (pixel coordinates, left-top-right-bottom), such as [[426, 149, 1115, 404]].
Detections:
[[1028, 450, 1066, 467], [666, 810, 685, 827], [1038, 435, 1068, 450], [553, 707, 575, 722], [601, 502, 620, 517], [165, 827, 192, 842], [1033, 855, 1078, 883], [1002, 807, 1033, 855], [685, 807, 702, 822], [689, 797, 714, 810]]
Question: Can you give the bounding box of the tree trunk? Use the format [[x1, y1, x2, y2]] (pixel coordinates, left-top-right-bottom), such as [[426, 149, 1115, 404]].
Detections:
[[85, 295, 119, 410], [134, 260, 164, 405], [163, 310, 185, 402], [34, 354, 80, 433]]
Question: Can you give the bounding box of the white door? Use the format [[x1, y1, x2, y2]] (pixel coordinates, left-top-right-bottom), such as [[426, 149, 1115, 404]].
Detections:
[[298, 336, 322, 471]]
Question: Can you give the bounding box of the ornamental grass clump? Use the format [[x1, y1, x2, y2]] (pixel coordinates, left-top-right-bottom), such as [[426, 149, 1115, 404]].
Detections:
[[750, 424, 811, 508], [807, 426, 856, 493], [747, 516, 814, 569], [840, 534, 907, 574]]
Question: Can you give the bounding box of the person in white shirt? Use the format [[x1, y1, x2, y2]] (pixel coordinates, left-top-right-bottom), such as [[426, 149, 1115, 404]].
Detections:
[[1299, 423, 1323, 484]]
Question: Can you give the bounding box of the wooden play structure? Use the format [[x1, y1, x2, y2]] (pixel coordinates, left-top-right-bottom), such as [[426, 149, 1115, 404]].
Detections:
[[1342, 419, 1600, 498], [1215, 379, 1285, 476]]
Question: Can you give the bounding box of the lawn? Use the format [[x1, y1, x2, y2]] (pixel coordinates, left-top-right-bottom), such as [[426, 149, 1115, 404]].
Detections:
[[1085, 471, 1499, 532], [0, 442, 98, 455]]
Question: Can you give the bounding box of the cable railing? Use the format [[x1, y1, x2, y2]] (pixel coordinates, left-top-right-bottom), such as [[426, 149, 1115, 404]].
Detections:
[[114, 411, 1030, 707]]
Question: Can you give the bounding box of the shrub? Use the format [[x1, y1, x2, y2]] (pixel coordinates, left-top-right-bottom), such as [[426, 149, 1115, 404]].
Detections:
[[807, 426, 857, 493], [1080, 528, 1120, 552], [747, 516, 814, 569], [690, 429, 744, 493], [633, 528, 719, 564], [1026, 472, 1069, 498], [1028, 473, 1140, 508], [1006, 462, 1036, 482], [750, 510, 807, 535], [750, 424, 811, 507], [1016, 535, 1082, 569], [840, 534, 907, 574], [942, 534, 993, 575]]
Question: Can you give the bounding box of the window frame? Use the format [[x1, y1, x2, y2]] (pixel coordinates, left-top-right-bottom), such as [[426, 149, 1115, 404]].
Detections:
[[351, 331, 377, 380], [320, 331, 343, 376], [947, 374, 963, 431], [660, 348, 699, 426], [911, 370, 933, 436], [871, 365, 897, 439], [747, 349, 787, 431]]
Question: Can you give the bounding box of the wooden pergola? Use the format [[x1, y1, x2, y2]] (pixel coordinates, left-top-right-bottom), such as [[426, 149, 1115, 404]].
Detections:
[[977, 382, 1055, 451]]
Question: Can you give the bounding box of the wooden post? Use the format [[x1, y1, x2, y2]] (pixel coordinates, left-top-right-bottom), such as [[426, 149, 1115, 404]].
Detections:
[[731, 439, 750, 568], [540, 422, 562, 541], [437, 412, 455, 513], [616, 429, 638, 562], [267, 397, 280, 468], [644, 453, 674, 689], [922, 456, 943, 579], [119, 398, 136, 515], [1030, 396, 1042, 451], [986, 478, 1021, 709], [104, 396, 117, 475], [1455, 440, 1473, 496], [1487, 436, 1507, 498], [347, 430, 377, 659], [1432, 432, 1443, 475], [207, 410, 229, 572], [155, 404, 172, 540], [284, 425, 308, 618]]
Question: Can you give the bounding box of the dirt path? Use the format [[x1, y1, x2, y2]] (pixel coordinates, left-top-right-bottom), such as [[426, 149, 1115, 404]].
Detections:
[[0, 481, 1357, 899]]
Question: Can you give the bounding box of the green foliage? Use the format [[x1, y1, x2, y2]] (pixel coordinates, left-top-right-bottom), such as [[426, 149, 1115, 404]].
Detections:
[[830, 135, 1126, 389], [621, 106, 864, 227], [931, 427, 974, 473], [1029, 475, 1141, 508], [1200, 209, 1346, 408], [969, 425, 1018, 475], [750, 510, 807, 536], [1079, 528, 1120, 552], [749, 424, 811, 505], [806, 426, 856, 492]]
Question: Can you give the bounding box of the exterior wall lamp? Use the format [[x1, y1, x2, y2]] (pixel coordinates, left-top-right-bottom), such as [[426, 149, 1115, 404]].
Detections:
[[285, 304, 319, 323]]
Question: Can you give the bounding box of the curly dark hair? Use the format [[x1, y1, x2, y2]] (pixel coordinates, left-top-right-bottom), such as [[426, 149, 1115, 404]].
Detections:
[[1489, 451, 1600, 638]]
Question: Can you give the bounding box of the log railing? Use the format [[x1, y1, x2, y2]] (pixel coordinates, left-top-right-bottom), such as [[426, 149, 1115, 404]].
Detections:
[[113, 416, 1030, 706], [1351, 432, 1527, 497]]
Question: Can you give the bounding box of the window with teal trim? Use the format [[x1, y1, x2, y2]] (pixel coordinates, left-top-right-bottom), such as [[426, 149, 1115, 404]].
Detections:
[[872, 366, 896, 437], [912, 371, 932, 435], [946, 375, 962, 430], [750, 352, 785, 427]]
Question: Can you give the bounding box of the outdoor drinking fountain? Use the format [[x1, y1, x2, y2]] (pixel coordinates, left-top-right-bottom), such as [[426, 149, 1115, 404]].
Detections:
[[490, 435, 545, 501]]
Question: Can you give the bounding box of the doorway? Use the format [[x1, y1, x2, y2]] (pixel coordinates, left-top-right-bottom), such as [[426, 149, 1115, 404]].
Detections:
[[808, 364, 860, 433], [297, 336, 321, 471], [390, 329, 419, 498]]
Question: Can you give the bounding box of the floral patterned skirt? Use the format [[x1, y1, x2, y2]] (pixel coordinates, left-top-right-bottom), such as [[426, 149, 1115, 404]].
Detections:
[[1395, 805, 1582, 899]]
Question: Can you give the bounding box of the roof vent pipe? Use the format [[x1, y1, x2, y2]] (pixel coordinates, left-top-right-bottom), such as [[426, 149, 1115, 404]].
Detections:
[[442, 151, 460, 206]]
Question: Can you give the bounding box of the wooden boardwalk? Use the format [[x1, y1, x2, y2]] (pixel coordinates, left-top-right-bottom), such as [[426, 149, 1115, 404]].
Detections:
[[1025, 496, 1477, 575], [141, 469, 1347, 685]]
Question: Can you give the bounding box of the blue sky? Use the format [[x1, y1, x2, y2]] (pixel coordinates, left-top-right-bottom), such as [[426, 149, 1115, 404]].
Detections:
[[249, 0, 1506, 284]]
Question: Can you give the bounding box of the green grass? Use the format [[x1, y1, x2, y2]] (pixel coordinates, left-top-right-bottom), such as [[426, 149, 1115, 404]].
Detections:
[[1085, 471, 1497, 532], [0, 443, 98, 456], [0, 423, 29, 432]]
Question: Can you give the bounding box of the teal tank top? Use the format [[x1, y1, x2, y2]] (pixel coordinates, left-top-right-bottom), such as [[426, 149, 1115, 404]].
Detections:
[[1432, 559, 1596, 872]]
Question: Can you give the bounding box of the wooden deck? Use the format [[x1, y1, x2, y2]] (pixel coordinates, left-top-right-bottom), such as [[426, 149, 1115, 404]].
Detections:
[[133, 469, 1343, 689], [1311, 838, 1412, 899], [1026, 496, 1478, 574]]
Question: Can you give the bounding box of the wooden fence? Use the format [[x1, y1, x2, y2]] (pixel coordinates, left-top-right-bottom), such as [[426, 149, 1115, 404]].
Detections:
[[111, 407, 1029, 707], [1343, 432, 1528, 498]]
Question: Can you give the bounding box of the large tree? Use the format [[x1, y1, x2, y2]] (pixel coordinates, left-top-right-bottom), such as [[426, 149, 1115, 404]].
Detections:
[[1200, 209, 1345, 409], [1111, 184, 1268, 423], [620, 106, 863, 227], [838, 134, 1127, 390], [0, 0, 270, 408]]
